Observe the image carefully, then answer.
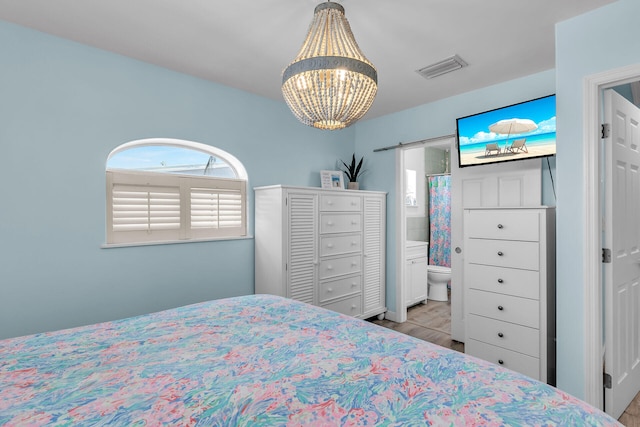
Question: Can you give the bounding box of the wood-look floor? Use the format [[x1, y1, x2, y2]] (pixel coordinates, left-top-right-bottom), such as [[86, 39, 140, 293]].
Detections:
[[368, 299, 640, 426], [619, 393, 640, 427]]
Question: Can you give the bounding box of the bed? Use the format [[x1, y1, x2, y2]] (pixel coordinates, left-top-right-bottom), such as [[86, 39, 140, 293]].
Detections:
[[1, 294, 620, 426]]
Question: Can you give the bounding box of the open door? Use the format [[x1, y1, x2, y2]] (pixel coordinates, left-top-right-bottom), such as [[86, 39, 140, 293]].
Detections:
[[603, 89, 640, 418]]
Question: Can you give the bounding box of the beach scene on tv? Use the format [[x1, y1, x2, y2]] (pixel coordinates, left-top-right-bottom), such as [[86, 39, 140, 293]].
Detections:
[[457, 95, 556, 167]]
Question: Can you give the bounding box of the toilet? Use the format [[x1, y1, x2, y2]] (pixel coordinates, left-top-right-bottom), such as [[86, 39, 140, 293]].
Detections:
[[427, 265, 451, 302]]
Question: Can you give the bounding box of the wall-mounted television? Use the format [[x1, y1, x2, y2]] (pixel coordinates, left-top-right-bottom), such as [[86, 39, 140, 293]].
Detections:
[[456, 94, 556, 168]]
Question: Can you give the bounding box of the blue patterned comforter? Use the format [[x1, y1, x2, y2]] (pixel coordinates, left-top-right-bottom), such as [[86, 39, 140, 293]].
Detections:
[[0, 294, 620, 426]]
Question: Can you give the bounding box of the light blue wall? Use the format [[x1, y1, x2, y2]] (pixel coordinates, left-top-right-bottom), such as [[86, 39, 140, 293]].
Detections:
[[555, 0, 640, 399], [0, 21, 353, 339], [354, 70, 556, 311]]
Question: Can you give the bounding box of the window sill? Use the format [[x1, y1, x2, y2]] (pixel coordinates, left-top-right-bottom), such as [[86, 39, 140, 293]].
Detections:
[[101, 235, 254, 249]]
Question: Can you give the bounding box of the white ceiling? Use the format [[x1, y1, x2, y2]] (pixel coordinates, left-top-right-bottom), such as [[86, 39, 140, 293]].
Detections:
[[0, 0, 616, 120]]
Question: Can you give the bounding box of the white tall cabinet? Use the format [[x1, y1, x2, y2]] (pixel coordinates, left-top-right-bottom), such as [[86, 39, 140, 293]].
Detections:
[[463, 207, 555, 385], [255, 185, 386, 319]]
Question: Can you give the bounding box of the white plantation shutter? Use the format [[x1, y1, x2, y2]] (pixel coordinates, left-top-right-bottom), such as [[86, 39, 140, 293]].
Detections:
[[112, 185, 181, 232], [107, 170, 246, 244], [189, 181, 245, 239]]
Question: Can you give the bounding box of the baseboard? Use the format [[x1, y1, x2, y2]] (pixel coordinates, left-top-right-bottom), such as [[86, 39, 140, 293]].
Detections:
[[384, 310, 399, 322]]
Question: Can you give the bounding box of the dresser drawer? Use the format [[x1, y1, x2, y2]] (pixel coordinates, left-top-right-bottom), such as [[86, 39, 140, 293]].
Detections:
[[319, 275, 361, 303], [465, 209, 540, 241], [467, 289, 539, 328], [466, 239, 539, 270], [322, 294, 362, 316], [466, 339, 540, 380], [465, 263, 539, 299], [320, 194, 361, 212], [320, 233, 361, 257], [467, 314, 539, 357], [320, 213, 361, 234], [319, 254, 361, 280]]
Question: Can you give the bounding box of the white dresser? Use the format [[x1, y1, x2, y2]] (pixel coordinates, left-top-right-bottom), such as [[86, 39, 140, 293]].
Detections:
[[405, 241, 428, 307], [463, 207, 555, 384], [255, 185, 386, 319]]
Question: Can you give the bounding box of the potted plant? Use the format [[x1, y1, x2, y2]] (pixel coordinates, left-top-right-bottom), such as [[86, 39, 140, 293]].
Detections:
[[341, 153, 364, 190]]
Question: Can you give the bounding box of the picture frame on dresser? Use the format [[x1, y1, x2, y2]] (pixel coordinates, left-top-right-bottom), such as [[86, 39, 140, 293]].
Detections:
[[320, 170, 344, 190]]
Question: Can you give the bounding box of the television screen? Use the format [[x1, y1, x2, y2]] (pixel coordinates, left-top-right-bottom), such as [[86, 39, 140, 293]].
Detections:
[[456, 94, 556, 168]]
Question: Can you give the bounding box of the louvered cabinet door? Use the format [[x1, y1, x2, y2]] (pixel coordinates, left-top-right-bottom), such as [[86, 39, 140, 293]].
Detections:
[[287, 193, 318, 305], [362, 194, 386, 318]]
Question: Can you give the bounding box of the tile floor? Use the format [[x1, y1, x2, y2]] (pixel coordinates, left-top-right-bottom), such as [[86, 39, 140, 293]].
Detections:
[[368, 299, 640, 426]]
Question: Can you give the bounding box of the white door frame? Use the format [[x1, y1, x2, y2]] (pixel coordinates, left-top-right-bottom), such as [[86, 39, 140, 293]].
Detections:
[[583, 63, 640, 408], [393, 138, 454, 324], [393, 148, 408, 323]]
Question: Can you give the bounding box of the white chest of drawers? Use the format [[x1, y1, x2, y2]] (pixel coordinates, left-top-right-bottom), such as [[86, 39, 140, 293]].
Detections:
[[255, 185, 386, 319], [463, 207, 556, 384]]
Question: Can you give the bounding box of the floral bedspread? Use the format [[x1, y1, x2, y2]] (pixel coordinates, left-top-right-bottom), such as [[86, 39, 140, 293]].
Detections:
[[1, 294, 620, 426]]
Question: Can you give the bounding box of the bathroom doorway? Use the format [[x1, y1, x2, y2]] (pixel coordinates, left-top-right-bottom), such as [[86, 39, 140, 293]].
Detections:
[[395, 134, 541, 339], [398, 137, 454, 331]]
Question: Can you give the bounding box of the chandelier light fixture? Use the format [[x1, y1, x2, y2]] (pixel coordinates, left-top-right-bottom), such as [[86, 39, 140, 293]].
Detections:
[[281, 1, 377, 130]]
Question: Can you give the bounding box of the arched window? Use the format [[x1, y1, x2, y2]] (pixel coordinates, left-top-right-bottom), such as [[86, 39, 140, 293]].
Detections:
[[106, 138, 248, 245]]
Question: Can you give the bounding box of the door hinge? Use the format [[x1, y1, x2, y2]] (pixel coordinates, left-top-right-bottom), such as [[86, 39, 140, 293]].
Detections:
[[601, 123, 611, 139], [603, 372, 612, 389], [602, 248, 612, 263]]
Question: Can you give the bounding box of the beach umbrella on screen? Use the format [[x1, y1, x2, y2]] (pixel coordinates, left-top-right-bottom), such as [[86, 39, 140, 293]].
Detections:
[[489, 118, 537, 145]]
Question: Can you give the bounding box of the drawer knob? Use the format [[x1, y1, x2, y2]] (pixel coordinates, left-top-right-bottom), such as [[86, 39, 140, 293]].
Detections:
[[497, 251, 504, 256], [327, 288, 333, 293], [497, 224, 504, 229], [351, 241, 357, 246], [351, 304, 357, 309], [327, 201, 333, 205], [497, 278, 504, 284], [498, 332, 504, 338], [351, 282, 357, 287], [351, 262, 357, 267], [327, 243, 334, 248], [498, 359, 504, 365], [351, 220, 357, 225], [327, 265, 333, 270], [498, 305, 504, 311], [327, 221, 334, 226]]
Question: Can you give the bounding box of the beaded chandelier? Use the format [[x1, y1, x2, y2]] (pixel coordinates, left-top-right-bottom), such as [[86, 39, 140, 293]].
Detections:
[[281, 2, 377, 130]]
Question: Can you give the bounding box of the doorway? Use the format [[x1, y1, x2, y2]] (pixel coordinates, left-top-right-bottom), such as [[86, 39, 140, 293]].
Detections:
[[394, 137, 454, 325], [583, 65, 640, 414], [394, 135, 542, 337]]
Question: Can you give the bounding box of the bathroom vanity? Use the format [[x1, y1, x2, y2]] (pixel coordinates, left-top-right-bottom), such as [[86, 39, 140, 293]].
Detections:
[[405, 241, 428, 307]]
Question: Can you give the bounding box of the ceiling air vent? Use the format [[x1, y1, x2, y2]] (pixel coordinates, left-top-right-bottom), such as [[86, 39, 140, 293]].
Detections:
[[416, 55, 468, 79]]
